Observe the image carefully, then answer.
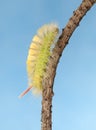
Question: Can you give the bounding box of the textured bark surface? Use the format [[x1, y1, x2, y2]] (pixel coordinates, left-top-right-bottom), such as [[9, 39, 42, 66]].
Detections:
[[41, 0, 96, 130]]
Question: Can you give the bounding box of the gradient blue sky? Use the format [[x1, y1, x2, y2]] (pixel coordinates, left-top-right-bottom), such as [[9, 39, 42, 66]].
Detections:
[[0, 0, 96, 130]]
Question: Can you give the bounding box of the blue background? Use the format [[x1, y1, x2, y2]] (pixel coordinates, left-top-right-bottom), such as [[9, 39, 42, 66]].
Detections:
[[0, 0, 96, 130]]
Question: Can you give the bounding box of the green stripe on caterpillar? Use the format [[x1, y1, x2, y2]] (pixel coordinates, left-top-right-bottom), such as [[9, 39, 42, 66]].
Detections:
[[19, 23, 59, 98]]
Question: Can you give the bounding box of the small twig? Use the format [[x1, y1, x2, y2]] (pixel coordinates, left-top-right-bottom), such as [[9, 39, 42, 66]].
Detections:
[[41, 0, 96, 130]]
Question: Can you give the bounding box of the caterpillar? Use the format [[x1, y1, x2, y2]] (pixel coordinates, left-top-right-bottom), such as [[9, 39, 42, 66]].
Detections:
[[19, 23, 59, 98]]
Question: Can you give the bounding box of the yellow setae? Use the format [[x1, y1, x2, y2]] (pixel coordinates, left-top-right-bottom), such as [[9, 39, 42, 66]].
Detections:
[[19, 23, 59, 98]]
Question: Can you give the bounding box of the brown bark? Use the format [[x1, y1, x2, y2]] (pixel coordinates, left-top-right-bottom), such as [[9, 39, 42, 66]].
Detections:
[[41, 0, 96, 130]]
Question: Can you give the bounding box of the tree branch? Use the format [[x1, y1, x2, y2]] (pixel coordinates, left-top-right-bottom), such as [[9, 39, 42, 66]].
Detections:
[[41, 0, 96, 130]]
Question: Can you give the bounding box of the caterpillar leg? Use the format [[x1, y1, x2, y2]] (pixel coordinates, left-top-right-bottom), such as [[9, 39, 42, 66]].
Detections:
[[19, 86, 32, 98]]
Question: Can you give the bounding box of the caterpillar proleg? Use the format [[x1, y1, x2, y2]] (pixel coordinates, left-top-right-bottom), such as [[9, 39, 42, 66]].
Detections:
[[19, 23, 59, 98]]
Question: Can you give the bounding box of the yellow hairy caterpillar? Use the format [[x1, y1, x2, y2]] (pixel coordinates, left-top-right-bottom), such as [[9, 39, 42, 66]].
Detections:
[[19, 23, 59, 98]]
